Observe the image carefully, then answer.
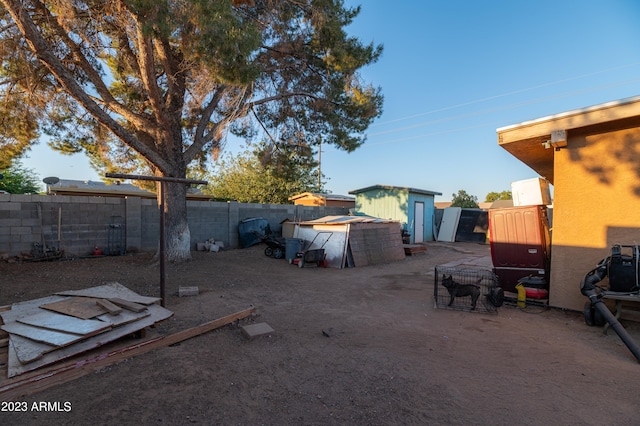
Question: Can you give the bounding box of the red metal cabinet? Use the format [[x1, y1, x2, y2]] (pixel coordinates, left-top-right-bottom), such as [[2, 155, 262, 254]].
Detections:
[[489, 206, 551, 292]]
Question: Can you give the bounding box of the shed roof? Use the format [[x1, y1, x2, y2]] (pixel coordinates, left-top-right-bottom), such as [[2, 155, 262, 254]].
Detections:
[[496, 95, 640, 184], [288, 192, 355, 202], [299, 215, 398, 225], [349, 184, 441, 196]]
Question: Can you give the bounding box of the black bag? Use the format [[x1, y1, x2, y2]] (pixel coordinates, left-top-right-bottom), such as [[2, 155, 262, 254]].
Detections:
[[487, 287, 504, 307], [607, 245, 640, 293]]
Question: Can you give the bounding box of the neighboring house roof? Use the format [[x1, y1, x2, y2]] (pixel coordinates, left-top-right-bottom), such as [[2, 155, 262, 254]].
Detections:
[[349, 184, 442, 196], [497, 95, 640, 184], [434, 202, 452, 209], [47, 179, 210, 200], [478, 200, 514, 210], [288, 192, 355, 202], [299, 215, 398, 225]]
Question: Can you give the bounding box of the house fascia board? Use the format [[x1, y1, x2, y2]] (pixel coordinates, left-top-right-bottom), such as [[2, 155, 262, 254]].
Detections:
[[497, 95, 640, 144], [496, 95, 640, 184]]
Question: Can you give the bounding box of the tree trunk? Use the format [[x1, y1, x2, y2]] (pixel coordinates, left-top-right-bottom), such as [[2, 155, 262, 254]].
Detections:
[[162, 181, 192, 262]]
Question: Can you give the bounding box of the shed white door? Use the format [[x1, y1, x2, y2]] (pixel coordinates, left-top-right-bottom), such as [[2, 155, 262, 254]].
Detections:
[[414, 202, 424, 243]]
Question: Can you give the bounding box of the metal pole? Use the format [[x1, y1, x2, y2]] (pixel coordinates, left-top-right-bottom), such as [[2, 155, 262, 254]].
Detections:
[[104, 173, 207, 307], [159, 181, 166, 307]]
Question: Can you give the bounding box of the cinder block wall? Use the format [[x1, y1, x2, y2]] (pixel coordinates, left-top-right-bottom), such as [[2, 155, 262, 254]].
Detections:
[[0, 193, 348, 257]]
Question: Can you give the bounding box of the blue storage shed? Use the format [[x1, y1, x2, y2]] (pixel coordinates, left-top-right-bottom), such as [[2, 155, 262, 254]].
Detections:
[[348, 185, 442, 244]]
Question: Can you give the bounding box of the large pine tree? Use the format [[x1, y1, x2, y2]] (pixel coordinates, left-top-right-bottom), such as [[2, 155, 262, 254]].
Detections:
[[0, 0, 383, 260]]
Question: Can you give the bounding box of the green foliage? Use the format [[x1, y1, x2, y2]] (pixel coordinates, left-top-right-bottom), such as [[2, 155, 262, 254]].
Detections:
[[0, 162, 41, 194], [0, 0, 383, 174], [205, 140, 322, 204], [451, 189, 479, 208], [485, 190, 512, 202]]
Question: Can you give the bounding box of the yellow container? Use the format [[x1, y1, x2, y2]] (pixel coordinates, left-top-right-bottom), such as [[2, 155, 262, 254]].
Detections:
[[515, 283, 526, 308]]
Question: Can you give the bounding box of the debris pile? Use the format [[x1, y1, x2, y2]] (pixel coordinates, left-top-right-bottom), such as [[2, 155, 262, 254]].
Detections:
[[0, 282, 173, 378]]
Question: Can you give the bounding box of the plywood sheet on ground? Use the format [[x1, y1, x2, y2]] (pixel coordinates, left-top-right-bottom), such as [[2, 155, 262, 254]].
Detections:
[[55, 282, 161, 305], [1, 322, 87, 347], [10, 334, 56, 364], [17, 311, 112, 336], [6, 310, 147, 367], [7, 303, 173, 377], [0, 296, 67, 324], [39, 297, 107, 320]]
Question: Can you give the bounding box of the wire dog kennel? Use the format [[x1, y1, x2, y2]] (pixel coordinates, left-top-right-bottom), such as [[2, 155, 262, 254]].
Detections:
[[434, 265, 502, 313]]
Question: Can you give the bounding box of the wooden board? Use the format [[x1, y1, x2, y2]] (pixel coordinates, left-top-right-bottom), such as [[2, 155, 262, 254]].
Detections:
[[1, 322, 86, 347], [107, 298, 146, 313], [39, 297, 107, 320], [96, 299, 122, 315], [17, 311, 112, 336], [96, 310, 150, 327], [55, 282, 161, 305], [403, 244, 427, 255]]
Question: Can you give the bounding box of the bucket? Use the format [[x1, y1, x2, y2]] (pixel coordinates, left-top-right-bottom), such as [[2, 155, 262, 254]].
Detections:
[[285, 238, 304, 262]]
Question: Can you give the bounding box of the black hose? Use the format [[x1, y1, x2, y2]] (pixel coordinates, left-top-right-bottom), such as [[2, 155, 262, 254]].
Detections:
[[581, 265, 640, 363], [589, 296, 640, 362]]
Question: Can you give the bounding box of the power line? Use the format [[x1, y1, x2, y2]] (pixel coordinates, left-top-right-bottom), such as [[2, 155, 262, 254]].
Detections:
[[370, 62, 640, 129], [363, 77, 640, 143]]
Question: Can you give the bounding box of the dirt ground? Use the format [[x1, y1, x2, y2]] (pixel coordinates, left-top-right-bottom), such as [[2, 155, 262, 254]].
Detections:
[[1, 241, 639, 425]]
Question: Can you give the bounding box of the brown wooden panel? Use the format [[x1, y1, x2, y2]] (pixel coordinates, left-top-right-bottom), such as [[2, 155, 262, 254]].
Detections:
[[39, 297, 107, 320]]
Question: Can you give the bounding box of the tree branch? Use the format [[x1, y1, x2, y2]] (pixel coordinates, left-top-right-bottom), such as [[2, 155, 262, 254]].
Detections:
[[1, 0, 171, 172], [247, 91, 321, 108], [31, 1, 156, 132], [131, 16, 166, 130]]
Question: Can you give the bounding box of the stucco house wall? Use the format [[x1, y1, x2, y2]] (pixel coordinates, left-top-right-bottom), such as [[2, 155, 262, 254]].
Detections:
[[498, 96, 640, 311]]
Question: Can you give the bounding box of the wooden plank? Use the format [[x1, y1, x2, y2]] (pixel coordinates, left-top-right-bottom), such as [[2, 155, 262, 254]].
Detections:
[[55, 282, 161, 305], [1, 322, 86, 347], [96, 299, 122, 316], [107, 298, 146, 313], [404, 244, 427, 255], [16, 311, 112, 336], [96, 310, 150, 327], [40, 297, 107, 320], [0, 307, 254, 400]]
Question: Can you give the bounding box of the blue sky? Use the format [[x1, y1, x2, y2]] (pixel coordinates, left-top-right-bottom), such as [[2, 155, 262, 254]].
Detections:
[[22, 0, 640, 201]]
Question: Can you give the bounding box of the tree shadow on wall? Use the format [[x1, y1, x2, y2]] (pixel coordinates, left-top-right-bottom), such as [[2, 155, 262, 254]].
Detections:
[[568, 130, 640, 197]]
